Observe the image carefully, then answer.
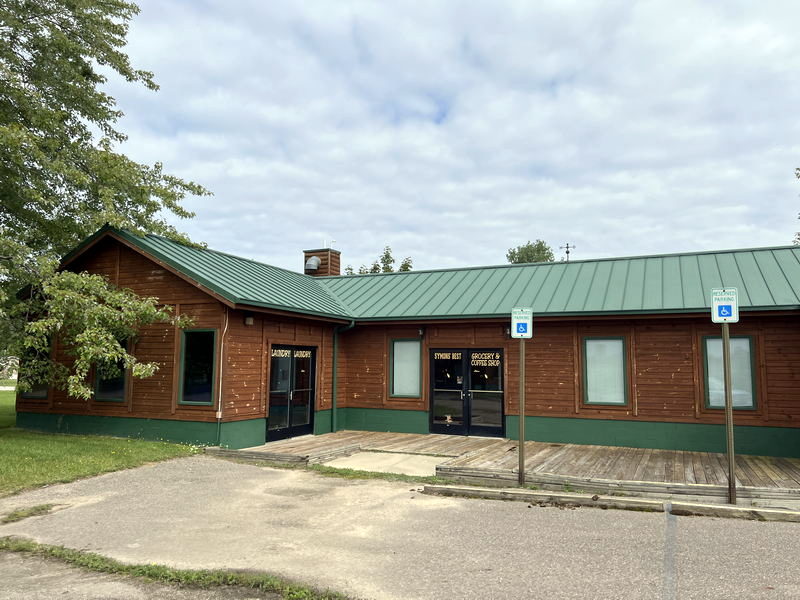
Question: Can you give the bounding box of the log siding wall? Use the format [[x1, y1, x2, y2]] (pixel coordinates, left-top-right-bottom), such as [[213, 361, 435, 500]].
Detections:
[[18, 235, 800, 434], [17, 238, 336, 424], [338, 317, 800, 429]]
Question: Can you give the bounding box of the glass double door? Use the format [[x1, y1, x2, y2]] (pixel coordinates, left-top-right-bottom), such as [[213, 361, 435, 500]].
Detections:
[[268, 345, 315, 441], [430, 349, 504, 437]]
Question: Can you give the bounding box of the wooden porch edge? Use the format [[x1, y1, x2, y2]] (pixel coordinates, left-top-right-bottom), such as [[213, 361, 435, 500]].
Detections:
[[423, 485, 800, 522], [436, 466, 800, 501]]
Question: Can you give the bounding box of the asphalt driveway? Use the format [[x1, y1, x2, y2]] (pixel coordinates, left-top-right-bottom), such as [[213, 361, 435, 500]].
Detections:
[[1, 455, 798, 600]]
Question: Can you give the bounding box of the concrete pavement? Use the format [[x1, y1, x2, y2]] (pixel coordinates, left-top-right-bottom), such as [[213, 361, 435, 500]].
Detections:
[[1, 455, 799, 599], [324, 451, 442, 476]]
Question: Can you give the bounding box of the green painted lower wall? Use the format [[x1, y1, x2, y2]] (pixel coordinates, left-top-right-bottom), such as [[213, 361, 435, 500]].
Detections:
[[16, 412, 265, 449], [506, 415, 800, 458], [22, 409, 798, 457], [218, 418, 266, 449], [314, 409, 332, 435], [337, 407, 428, 434]]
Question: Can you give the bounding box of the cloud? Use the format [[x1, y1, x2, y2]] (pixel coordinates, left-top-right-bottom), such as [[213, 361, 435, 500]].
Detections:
[[104, 1, 800, 272]]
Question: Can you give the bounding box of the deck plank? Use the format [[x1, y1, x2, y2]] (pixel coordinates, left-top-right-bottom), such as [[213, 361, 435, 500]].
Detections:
[[690, 452, 708, 484], [773, 458, 800, 487], [671, 450, 684, 484], [533, 445, 575, 475], [612, 447, 637, 480], [632, 448, 653, 481]]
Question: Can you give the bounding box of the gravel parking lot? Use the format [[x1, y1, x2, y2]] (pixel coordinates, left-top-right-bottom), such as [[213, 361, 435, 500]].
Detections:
[[1, 455, 798, 600]]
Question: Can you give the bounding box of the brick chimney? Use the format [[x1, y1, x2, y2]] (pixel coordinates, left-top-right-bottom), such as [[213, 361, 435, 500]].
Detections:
[[303, 248, 341, 276]]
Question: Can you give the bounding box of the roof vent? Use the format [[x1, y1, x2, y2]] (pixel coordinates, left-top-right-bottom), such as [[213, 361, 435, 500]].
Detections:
[[305, 256, 321, 272]]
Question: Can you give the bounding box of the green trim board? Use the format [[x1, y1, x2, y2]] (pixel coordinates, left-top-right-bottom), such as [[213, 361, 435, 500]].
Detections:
[[701, 335, 758, 410], [314, 409, 332, 434], [389, 338, 422, 398], [16, 412, 264, 449], [582, 337, 629, 406], [505, 415, 800, 458], [338, 407, 428, 434], [178, 329, 217, 406]]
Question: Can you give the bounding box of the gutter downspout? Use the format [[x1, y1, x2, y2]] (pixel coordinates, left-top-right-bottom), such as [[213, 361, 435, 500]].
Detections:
[[216, 306, 230, 446], [332, 320, 355, 432]]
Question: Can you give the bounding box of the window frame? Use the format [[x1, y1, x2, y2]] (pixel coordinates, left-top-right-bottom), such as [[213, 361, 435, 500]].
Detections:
[[702, 334, 757, 411], [581, 336, 630, 407], [389, 338, 422, 398], [177, 328, 218, 407]]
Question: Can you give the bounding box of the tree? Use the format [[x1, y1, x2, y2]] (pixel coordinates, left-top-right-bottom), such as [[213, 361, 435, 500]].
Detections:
[[346, 246, 413, 275], [379, 246, 394, 273], [1, 1, 208, 398], [506, 240, 555, 264]]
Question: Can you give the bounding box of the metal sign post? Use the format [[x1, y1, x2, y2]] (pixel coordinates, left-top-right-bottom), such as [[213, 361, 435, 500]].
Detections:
[[511, 308, 533, 486], [711, 288, 739, 504]]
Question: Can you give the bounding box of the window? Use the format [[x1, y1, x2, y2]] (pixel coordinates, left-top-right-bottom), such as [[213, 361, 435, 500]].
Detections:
[[20, 383, 48, 400], [179, 330, 217, 405], [583, 338, 627, 405], [95, 360, 126, 402], [93, 338, 128, 402], [703, 336, 756, 409], [19, 347, 48, 399], [391, 339, 421, 397]]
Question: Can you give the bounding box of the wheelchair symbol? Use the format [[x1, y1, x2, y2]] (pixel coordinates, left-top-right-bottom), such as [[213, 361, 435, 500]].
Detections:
[[717, 305, 732, 318], [516, 323, 528, 334]]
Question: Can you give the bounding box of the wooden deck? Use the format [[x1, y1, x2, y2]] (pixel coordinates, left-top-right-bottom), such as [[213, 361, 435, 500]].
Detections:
[[439, 440, 800, 507], [209, 431, 800, 508], [211, 430, 503, 464]]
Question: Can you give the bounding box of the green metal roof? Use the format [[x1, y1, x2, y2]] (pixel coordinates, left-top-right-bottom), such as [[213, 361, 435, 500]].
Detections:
[[64, 227, 800, 322], [320, 246, 800, 320], [67, 227, 352, 320]]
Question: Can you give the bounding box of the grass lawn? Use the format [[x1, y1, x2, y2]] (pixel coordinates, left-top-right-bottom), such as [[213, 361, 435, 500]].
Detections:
[[0, 389, 199, 496], [0, 390, 15, 429], [0, 429, 199, 496]]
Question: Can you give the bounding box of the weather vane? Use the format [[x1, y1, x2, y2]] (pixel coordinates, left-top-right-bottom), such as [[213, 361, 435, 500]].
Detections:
[[560, 243, 576, 262]]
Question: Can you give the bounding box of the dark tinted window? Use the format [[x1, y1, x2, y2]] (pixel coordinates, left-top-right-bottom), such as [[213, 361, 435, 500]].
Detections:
[[181, 331, 216, 404], [19, 347, 49, 399], [96, 362, 125, 401]]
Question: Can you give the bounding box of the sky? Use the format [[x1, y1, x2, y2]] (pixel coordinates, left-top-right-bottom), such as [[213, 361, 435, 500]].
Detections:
[[105, 1, 800, 273]]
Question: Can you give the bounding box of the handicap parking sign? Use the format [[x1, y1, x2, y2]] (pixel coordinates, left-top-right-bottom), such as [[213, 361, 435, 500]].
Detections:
[[711, 289, 739, 323], [511, 307, 533, 338]]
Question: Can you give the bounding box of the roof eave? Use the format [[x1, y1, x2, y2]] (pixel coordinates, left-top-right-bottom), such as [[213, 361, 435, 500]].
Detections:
[[351, 305, 800, 322]]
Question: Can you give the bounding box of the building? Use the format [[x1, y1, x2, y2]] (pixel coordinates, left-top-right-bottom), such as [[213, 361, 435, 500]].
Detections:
[[16, 225, 800, 457]]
